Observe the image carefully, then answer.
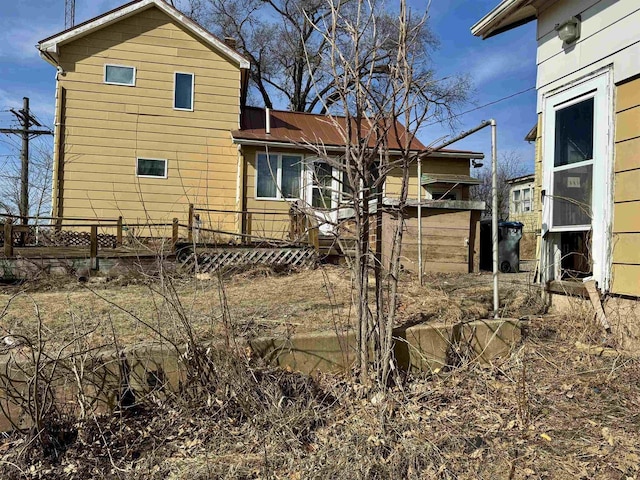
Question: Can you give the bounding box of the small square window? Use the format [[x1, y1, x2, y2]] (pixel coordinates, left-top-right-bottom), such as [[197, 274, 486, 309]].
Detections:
[[105, 65, 136, 86], [174, 73, 194, 110], [137, 158, 167, 178]]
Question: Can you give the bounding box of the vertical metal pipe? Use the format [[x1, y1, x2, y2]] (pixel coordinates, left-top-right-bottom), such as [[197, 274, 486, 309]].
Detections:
[[417, 156, 423, 285], [265, 107, 271, 134], [491, 119, 499, 318]]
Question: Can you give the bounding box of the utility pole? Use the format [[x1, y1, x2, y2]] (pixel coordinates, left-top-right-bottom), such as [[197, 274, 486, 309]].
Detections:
[[65, 0, 76, 29], [0, 97, 53, 224]]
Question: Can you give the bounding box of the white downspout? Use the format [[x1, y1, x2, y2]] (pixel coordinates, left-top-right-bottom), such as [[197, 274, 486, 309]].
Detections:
[[265, 108, 271, 134]]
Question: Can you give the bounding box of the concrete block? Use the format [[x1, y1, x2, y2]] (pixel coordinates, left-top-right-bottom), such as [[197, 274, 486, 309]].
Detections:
[[394, 323, 459, 373], [250, 330, 357, 375], [459, 319, 523, 363]]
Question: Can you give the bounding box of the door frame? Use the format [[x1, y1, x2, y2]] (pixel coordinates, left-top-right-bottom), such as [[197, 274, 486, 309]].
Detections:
[[540, 66, 614, 290]]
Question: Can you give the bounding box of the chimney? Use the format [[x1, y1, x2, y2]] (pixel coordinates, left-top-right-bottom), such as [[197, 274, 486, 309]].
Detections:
[[224, 37, 237, 50], [265, 108, 271, 134]]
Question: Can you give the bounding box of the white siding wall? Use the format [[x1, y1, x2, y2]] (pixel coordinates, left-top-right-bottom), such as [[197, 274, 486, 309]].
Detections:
[[536, 0, 640, 111]]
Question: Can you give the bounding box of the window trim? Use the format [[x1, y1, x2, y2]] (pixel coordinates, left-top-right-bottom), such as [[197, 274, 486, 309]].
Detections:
[[104, 64, 136, 86], [254, 152, 304, 201], [545, 89, 598, 233], [136, 157, 168, 179], [173, 72, 195, 111]]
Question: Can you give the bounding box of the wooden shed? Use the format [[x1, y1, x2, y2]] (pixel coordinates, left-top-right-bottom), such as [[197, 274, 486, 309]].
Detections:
[[382, 200, 485, 274]]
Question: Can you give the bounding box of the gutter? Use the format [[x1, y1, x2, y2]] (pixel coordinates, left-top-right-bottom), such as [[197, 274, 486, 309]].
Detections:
[[471, 0, 535, 39], [231, 137, 485, 160]]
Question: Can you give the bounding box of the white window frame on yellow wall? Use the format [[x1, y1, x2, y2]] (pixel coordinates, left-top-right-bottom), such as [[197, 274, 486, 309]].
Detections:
[[173, 72, 195, 111], [136, 158, 168, 179], [104, 64, 136, 86], [254, 152, 304, 201]]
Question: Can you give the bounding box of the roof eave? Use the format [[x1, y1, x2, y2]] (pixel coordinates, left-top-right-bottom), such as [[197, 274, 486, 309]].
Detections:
[[37, 0, 250, 70], [471, 0, 537, 39], [232, 136, 484, 159]]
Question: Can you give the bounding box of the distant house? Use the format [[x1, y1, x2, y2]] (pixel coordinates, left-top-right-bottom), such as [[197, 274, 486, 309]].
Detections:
[[37, 0, 485, 273], [507, 174, 535, 224], [473, 0, 640, 347], [506, 173, 537, 258]]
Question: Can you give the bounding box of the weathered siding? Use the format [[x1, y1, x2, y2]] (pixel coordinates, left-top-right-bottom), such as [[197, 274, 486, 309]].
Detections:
[[536, 0, 640, 108], [242, 146, 303, 240], [533, 114, 543, 264], [55, 6, 241, 228], [385, 158, 471, 199], [611, 77, 640, 297], [384, 208, 479, 274]]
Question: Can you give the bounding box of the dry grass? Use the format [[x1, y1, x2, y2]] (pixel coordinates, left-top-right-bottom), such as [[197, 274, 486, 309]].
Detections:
[[0, 266, 543, 351], [0, 266, 636, 478], [0, 311, 637, 479]]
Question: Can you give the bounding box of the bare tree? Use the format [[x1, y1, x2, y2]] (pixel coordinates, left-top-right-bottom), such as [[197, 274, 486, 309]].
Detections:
[[184, 0, 442, 112], [0, 136, 53, 220], [300, 0, 468, 387], [471, 150, 530, 220]]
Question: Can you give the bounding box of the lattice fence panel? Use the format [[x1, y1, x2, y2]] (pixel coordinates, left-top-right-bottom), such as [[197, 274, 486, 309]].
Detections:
[[0, 226, 116, 249], [181, 247, 317, 273]]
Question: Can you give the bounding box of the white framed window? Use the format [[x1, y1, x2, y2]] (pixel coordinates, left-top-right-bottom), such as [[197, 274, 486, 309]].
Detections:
[[174, 72, 194, 111], [255, 152, 302, 200], [136, 158, 167, 178], [513, 189, 521, 213], [522, 188, 531, 212], [104, 64, 136, 86]]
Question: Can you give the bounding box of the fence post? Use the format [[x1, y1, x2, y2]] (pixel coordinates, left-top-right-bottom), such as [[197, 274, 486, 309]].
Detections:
[[172, 218, 179, 250], [308, 225, 320, 251], [188, 204, 194, 243], [116, 216, 123, 246], [4, 223, 13, 257], [245, 213, 252, 245], [90, 225, 98, 271]]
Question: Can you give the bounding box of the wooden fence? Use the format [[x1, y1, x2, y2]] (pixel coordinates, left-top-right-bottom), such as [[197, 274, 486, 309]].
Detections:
[[0, 207, 324, 274]]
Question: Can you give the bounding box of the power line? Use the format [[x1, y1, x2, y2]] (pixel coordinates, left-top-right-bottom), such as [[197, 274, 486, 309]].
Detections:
[[423, 85, 536, 128]]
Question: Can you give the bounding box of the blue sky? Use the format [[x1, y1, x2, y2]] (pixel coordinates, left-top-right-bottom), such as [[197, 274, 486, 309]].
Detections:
[[0, 0, 538, 173]]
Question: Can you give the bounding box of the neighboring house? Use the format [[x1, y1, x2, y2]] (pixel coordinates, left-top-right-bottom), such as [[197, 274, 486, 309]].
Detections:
[[473, 0, 640, 347], [506, 173, 537, 259], [507, 173, 537, 228], [38, 0, 250, 233], [36, 0, 485, 273], [231, 107, 486, 273]]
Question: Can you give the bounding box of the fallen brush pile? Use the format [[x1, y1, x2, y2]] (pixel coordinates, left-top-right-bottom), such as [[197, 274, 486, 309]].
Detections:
[[0, 313, 638, 479]]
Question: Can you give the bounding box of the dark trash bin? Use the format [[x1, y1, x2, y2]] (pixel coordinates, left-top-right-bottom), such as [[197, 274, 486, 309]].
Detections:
[[479, 220, 524, 273]]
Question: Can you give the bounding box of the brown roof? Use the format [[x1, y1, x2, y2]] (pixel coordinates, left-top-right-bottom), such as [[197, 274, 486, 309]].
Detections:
[[233, 107, 483, 157], [234, 106, 425, 151]]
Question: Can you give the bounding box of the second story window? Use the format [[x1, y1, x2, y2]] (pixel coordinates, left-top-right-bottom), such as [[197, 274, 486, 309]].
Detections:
[[104, 65, 136, 86], [174, 72, 194, 111]]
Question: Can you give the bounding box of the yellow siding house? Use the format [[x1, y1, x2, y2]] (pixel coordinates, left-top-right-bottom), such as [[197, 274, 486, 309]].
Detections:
[[38, 0, 250, 230], [473, 0, 640, 349], [36, 0, 486, 273]]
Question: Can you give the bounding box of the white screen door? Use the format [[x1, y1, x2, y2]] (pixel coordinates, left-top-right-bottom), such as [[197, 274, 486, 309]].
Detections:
[[542, 69, 613, 288]]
